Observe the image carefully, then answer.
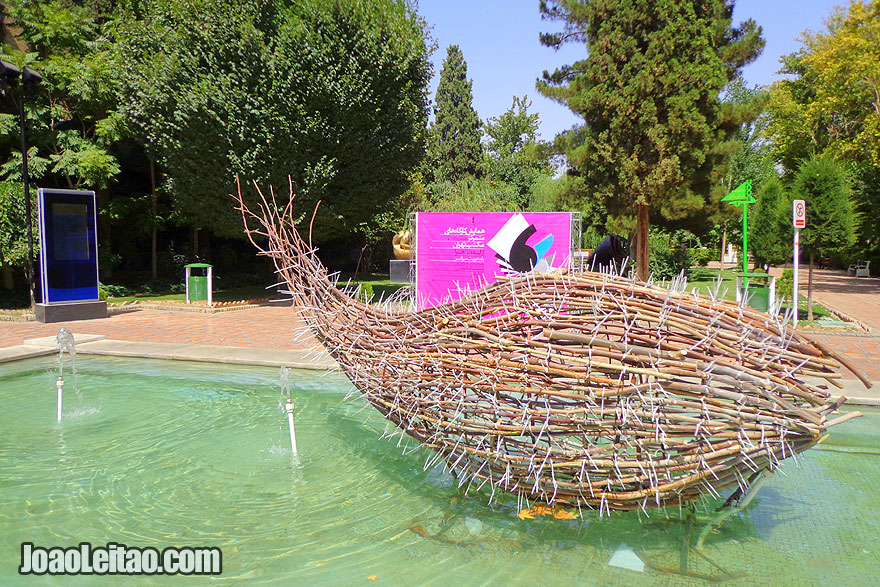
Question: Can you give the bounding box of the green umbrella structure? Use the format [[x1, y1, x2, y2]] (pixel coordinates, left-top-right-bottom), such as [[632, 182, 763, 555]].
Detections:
[[722, 180, 756, 278]]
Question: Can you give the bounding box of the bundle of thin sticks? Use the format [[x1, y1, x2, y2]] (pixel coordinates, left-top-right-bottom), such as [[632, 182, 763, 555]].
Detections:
[[236, 183, 869, 514]]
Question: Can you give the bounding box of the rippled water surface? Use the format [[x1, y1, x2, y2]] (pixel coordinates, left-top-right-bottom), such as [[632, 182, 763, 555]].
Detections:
[[1, 356, 878, 585]]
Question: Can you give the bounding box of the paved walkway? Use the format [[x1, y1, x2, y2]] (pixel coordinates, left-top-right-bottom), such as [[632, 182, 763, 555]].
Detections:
[[0, 306, 317, 350], [788, 267, 880, 331], [765, 267, 880, 387], [1, 270, 879, 399]]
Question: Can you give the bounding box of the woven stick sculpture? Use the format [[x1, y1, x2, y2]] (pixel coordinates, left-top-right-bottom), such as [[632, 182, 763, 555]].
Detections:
[[236, 183, 868, 514]]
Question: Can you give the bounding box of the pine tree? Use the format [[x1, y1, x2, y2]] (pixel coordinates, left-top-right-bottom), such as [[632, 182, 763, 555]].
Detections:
[[538, 0, 764, 280], [794, 155, 857, 319], [749, 178, 791, 267], [430, 45, 484, 183]]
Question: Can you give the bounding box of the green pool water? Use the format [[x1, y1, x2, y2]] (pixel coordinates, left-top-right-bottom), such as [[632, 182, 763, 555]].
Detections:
[[1, 356, 878, 585]]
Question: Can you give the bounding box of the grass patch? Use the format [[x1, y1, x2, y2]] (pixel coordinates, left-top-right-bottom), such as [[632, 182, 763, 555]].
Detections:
[[786, 302, 835, 322], [337, 273, 408, 301], [684, 268, 741, 301], [680, 268, 839, 322], [108, 285, 278, 303]]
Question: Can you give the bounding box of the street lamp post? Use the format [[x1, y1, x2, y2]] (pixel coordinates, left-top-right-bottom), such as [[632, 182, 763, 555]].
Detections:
[[1, 61, 42, 308]]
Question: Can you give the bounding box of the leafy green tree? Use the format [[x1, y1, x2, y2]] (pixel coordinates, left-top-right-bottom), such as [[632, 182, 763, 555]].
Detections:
[[0, 0, 432, 288], [770, 1, 880, 168], [853, 164, 880, 248], [538, 0, 764, 280], [0, 182, 31, 289], [0, 1, 121, 293], [1, 2, 120, 191], [767, 0, 880, 245], [429, 44, 483, 183], [793, 155, 857, 318], [484, 95, 551, 207], [717, 76, 775, 194], [748, 178, 791, 267], [711, 75, 775, 267], [766, 54, 819, 174], [649, 228, 699, 280], [485, 95, 539, 156], [111, 0, 432, 243]]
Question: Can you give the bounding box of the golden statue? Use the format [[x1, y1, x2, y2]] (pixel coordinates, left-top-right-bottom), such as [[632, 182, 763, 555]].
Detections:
[[392, 229, 412, 260]]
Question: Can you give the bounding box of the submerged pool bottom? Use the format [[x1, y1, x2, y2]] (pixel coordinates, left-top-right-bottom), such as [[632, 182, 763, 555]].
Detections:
[[1, 356, 878, 585]]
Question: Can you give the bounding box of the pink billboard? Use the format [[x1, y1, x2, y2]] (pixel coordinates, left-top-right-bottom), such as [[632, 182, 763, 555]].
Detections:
[[415, 212, 572, 310]]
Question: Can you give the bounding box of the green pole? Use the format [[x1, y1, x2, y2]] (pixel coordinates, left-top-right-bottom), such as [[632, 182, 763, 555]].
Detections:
[[721, 180, 754, 294], [742, 202, 748, 289]]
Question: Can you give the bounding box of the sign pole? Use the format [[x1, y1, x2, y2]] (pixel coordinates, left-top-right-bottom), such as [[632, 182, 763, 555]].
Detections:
[[793, 227, 799, 327], [792, 199, 806, 327]]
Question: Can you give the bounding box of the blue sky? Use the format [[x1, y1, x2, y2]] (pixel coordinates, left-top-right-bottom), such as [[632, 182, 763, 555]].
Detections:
[[416, 0, 844, 140]]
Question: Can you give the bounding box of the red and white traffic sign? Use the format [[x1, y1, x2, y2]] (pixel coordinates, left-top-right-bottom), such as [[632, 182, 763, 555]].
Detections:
[[793, 199, 806, 228]]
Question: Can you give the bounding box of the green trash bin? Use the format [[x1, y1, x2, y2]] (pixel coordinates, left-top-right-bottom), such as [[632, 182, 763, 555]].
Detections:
[[185, 263, 213, 304], [748, 286, 770, 312], [736, 272, 774, 313], [188, 275, 207, 301]]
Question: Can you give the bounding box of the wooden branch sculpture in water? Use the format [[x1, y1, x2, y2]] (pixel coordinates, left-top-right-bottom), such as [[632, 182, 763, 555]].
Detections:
[[236, 183, 869, 515]]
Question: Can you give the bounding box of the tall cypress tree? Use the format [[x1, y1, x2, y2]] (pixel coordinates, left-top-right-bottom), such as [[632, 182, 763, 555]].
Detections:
[[793, 155, 857, 319], [538, 0, 764, 280], [430, 45, 484, 183], [749, 178, 791, 267]]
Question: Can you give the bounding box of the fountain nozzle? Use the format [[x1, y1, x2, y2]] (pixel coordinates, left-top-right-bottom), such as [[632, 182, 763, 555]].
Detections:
[[56, 376, 64, 422], [285, 397, 298, 455]]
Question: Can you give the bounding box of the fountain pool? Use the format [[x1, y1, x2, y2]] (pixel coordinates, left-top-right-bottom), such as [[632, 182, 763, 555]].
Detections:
[[1, 356, 878, 585]]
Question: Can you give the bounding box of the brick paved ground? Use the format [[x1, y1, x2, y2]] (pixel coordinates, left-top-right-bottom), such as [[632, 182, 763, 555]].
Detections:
[[790, 268, 880, 331], [0, 306, 316, 350], [807, 333, 880, 383], [755, 266, 880, 384]]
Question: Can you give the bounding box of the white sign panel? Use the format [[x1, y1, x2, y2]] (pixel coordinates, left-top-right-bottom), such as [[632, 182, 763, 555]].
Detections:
[[793, 199, 806, 228]]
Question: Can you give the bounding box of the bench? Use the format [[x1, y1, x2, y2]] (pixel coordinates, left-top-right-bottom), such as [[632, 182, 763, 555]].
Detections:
[[848, 260, 871, 277]]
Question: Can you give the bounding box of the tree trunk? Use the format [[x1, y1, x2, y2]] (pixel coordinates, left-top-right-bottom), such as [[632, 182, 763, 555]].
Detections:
[[191, 227, 199, 260], [150, 158, 158, 282], [355, 245, 366, 279], [807, 253, 814, 321], [636, 203, 649, 281], [719, 226, 726, 271], [201, 230, 211, 260]]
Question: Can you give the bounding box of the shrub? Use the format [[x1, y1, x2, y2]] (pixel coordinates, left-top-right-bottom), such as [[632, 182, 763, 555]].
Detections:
[[777, 269, 794, 303], [98, 283, 134, 299], [649, 230, 694, 280], [691, 248, 714, 267], [830, 251, 854, 269], [98, 252, 123, 275]]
